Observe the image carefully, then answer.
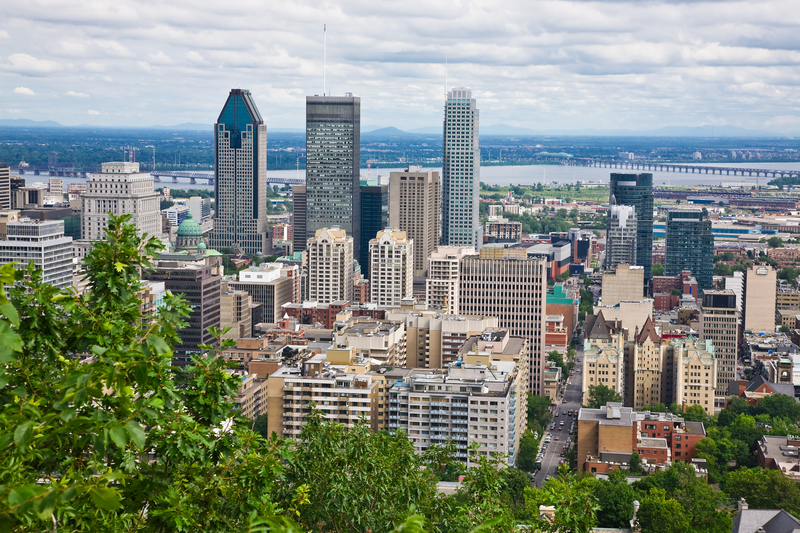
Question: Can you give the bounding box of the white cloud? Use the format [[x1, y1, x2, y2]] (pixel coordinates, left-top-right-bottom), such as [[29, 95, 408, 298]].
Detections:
[[0, 31, 9, 40], [65, 91, 89, 97], [13, 86, 34, 96], [4, 54, 63, 76], [87, 110, 100, 115]]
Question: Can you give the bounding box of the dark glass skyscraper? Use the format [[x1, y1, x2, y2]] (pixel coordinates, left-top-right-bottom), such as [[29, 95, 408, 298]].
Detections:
[[359, 180, 388, 280], [305, 95, 361, 259], [210, 89, 268, 254], [609, 173, 653, 281], [665, 210, 713, 290]]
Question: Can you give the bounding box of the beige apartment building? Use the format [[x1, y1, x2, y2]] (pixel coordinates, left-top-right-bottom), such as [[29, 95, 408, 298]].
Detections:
[[426, 246, 474, 313], [601, 264, 645, 307], [743, 264, 777, 333], [458, 247, 547, 394], [699, 289, 739, 400], [306, 227, 354, 304], [672, 337, 718, 417], [582, 331, 626, 401], [593, 299, 653, 334], [334, 318, 408, 367], [369, 228, 414, 306], [776, 288, 800, 310], [459, 329, 531, 391], [626, 317, 666, 409], [388, 167, 440, 279], [220, 285, 255, 340], [227, 370, 264, 420], [483, 218, 522, 241], [228, 263, 301, 324], [388, 303, 498, 368]]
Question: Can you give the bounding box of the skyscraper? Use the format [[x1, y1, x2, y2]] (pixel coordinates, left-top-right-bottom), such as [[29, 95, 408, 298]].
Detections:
[[699, 289, 738, 402], [605, 205, 637, 270], [305, 95, 361, 259], [210, 89, 268, 255], [609, 173, 653, 282], [389, 166, 441, 279], [664, 210, 713, 290], [369, 228, 413, 306], [291, 184, 307, 253], [743, 263, 777, 333], [442, 87, 481, 249], [0, 164, 10, 210], [359, 180, 388, 279]]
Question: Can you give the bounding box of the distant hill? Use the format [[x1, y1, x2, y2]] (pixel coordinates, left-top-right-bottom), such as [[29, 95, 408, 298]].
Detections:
[[0, 118, 63, 128], [150, 122, 210, 131]]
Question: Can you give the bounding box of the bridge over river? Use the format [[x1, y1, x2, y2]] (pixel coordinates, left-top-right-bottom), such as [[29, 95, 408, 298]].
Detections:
[[566, 159, 800, 179]]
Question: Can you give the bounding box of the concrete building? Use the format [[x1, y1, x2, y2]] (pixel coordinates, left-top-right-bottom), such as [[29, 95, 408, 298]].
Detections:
[[305, 95, 361, 260], [306, 227, 354, 304], [0, 210, 18, 240], [220, 284, 257, 340], [162, 204, 190, 228], [605, 205, 637, 270], [291, 184, 307, 252], [458, 247, 547, 394], [673, 337, 718, 417], [743, 264, 777, 333], [593, 300, 653, 335], [441, 87, 482, 250], [484, 218, 522, 242], [609, 173, 653, 282], [80, 162, 161, 243], [699, 290, 739, 399], [359, 181, 388, 279], [582, 316, 626, 401], [0, 164, 9, 209], [389, 359, 526, 466], [756, 435, 800, 481], [0, 218, 73, 288], [210, 89, 269, 255], [776, 287, 800, 310], [228, 263, 301, 324], [389, 167, 440, 278], [48, 177, 63, 199], [369, 228, 413, 306], [725, 271, 744, 320], [388, 304, 498, 368], [601, 264, 645, 306], [665, 210, 713, 291], [334, 317, 407, 367], [626, 317, 666, 410], [426, 246, 474, 313], [546, 284, 578, 343]]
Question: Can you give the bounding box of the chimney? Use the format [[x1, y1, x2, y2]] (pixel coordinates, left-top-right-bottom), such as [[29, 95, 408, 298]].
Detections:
[[738, 498, 748, 513]]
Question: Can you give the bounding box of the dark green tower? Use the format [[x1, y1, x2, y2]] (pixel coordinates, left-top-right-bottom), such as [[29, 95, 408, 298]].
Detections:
[[665, 210, 713, 291], [609, 173, 653, 282], [359, 180, 388, 280]]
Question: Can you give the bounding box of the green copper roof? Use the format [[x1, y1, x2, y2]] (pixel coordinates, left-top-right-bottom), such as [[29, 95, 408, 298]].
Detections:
[[177, 209, 203, 237], [547, 284, 576, 306]]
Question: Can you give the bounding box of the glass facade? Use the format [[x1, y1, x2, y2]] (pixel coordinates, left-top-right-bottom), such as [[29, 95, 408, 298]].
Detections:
[[665, 210, 713, 290], [609, 173, 654, 281], [359, 181, 388, 280]]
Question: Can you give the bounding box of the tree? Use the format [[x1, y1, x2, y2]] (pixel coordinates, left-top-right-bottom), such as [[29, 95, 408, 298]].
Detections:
[[595, 474, 642, 529], [652, 263, 665, 276], [753, 393, 800, 422], [0, 214, 283, 531], [538, 465, 600, 533], [517, 431, 540, 472], [723, 467, 800, 518], [636, 489, 690, 533], [713, 263, 732, 276], [682, 404, 709, 423], [768, 236, 784, 248], [527, 393, 553, 430], [585, 383, 622, 409], [629, 451, 644, 475]]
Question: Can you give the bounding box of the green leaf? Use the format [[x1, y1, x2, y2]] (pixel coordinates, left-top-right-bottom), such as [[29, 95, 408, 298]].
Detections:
[[0, 322, 23, 352], [0, 302, 19, 327], [14, 421, 32, 448], [114, 261, 126, 272], [125, 420, 146, 450], [36, 490, 58, 520], [60, 407, 77, 422], [109, 423, 127, 449], [90, 487, 122, 511], [0, 433, 12, 449]]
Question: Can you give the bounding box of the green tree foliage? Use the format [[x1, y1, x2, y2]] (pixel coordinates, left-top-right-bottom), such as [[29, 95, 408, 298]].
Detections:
[[594, 469, 640, 528], [538, 464, 600, 533], [585, 383, 623, 408], [0, 214, 283, 532], [713, 263, 732, 276], [629, 451, 644, 475], [652, 263, 665, 276], [768, 236, 784, 248], [526, 393, 553, 431], [517, 431, 540, 473], [636, 489, 691, 533], [723, 467, 800, 518]]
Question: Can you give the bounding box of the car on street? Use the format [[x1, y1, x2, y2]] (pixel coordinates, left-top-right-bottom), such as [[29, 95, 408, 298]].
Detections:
[[562, 399, 567, 403], [545, 475, 551, 482], [554, 436, 559, 441]]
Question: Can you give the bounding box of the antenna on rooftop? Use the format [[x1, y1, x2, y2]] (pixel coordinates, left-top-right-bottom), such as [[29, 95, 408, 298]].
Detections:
[[323, 24, 327, 97], [444, 50, 448, 101]]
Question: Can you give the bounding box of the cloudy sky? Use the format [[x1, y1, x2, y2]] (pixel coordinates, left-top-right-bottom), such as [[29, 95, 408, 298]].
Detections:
[[2, 0, 799, 132]]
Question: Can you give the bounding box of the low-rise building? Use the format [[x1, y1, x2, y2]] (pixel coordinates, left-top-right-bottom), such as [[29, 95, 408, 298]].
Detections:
[[334, 317, 407, 367], [756, 435, 800, 480]]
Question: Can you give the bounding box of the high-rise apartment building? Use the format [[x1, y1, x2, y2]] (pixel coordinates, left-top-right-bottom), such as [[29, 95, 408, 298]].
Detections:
[[0, 218, 73, 288], [0, 164, 11, 209], [359, 181, 388, 279], [609, 173, 653, 282], [743, 263, 777, 333], [699, 289, 738, 399], [665, 210, 713, 290], [426, 246, 474, 313], [228, 263, 301, 324], [80, 162, 161, 242], [49, 177, 63, 199], [672, 338, 718, 417], [605, 205, 637, 270], [210, 89, 268, 255], [220, 285, 255, 340], [442, 87, 481, 249], [625, 317, 666, 410], [389, 166, 441, 278], [306, 227, 354, 304], [369, 228, 413, 306], [305, 95, 361, 259], [458, 247, 547, 393], [601, 264, 645, 306], [291, 184, 307, 252], [581, 315, 626, 401]]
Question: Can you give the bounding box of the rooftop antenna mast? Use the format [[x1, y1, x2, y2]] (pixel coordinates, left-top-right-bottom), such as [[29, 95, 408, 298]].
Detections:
[[444, 50, 448, 101], [323, 24, 327, 97]]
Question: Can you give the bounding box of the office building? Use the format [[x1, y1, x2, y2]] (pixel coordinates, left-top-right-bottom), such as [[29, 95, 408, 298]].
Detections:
[[0, 218, 73, 288], [144, 257, 221, 367], [389, 167, 441, 278], [305, 95, 361, 259], [389, 359, 527, 466], [458, 247, 547, 394], [605, 205, 637, 270], [699, 290, 738, 399], [162, 205, 190, 228], [360, 180, 388, 279], [48, 177, 63, 199], [369, 228, 413, 306], [743, 264, 777, 333], [291, 184, 307, 252], [186, 196, 211, 222], [0, 164, 10, 209], [80, 162, 161, 242], [665, 210, 713, 290], [601, 264, 644, 306], [210, 89, 268, 255], [228, 263, 301, 324], [609, 173, 653, 282], [306, 227, 354, 304], [426, 246, 473, 313], [441, 87, 481, 249]]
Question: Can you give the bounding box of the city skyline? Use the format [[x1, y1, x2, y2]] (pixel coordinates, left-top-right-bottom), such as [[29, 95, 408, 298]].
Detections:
[[1, 0, 799, 133]]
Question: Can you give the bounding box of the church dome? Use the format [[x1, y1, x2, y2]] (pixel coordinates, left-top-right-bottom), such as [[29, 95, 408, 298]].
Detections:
[[197, 242, 207, 250], [176, 210, 203, 238]]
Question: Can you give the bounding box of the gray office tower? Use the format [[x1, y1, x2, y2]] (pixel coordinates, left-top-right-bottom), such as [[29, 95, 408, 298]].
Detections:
[[210, 89, 268, 255], [609, 173, 653, 282], [305, 95, 361, 259], [442, 87, 482, 249]]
